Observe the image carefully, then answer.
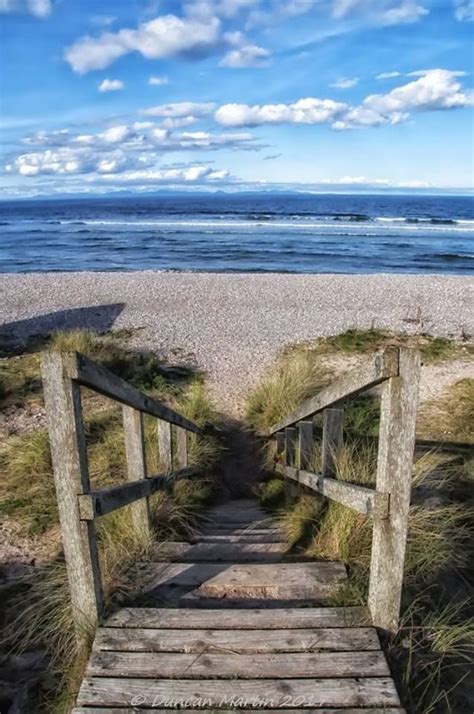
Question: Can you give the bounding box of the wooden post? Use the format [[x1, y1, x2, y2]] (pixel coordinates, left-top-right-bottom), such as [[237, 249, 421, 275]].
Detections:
[[40, 352, 103, 637], [157, 419, 172, 471], [322, 408, 344, 478], [122, 406, 151, 539], [368, 348, 421, 632], [284, 427, 297, 467], [176, 426, 188, 468], [275, 431, 285, 462], [298, 421, 313, 470]]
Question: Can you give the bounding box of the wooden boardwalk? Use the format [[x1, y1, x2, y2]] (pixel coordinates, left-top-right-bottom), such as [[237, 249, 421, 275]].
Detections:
[[73, 500, 404, 712]]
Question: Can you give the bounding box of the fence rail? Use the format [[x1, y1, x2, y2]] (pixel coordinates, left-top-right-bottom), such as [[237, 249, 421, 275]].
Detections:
[[41, 350, 203, 637], [266, 346, 421, 632]]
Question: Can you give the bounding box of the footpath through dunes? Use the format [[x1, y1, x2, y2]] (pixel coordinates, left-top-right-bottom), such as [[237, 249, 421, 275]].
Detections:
[[73, 499, 404, 712]]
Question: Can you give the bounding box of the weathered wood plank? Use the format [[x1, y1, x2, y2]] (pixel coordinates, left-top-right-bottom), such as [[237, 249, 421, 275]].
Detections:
[[157, 419, 172, 470], [40, 352, 103, 634], [175, 426, 188, 468], [321, 408, 343, 479], [267, 348, 399, 434], [94, 626, 380, 654], [275, 431, 285, 460], [87, 650, 390, 679], [104, 606, 371, 629], [71, 707, 406, 714], [78, 467, 198, 520], [193, 562, 347, 601], [298, 421, 313, 470], [285, 427, 298, 466], [77, 676, 401, 708], [152, 541, 288, 563], [123, 406, 150, 538], [64, 351, 201, 433], [195, 533, 285, 543], [369, 348, 421, 632], [275, 464, 389, 519]]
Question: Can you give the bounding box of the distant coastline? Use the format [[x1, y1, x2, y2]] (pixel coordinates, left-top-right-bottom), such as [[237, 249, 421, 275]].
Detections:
[[1, 193, 473, 274]]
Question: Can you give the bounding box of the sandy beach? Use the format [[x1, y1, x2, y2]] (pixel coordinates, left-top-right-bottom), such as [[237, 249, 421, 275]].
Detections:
[[1, 272, 473, 411]]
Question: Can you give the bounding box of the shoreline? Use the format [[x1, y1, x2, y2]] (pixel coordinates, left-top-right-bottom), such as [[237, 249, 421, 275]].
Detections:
[[1, 272, 473, 411]]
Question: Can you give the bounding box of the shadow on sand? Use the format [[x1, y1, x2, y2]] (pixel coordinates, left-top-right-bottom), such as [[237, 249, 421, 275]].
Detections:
[[0, 303, 125, 355]]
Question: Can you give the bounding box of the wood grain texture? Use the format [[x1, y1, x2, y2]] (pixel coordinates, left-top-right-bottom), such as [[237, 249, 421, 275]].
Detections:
[[77, 676, 401, 708], [75, 706, 406, 714], [368, 348, 421, 632], [87, 650, 390, 679], [40, 352, 103, 634], [152, 541, 288, 563], [175, 425, 188, 468], [78, 467, 199, 520], [285, 427, 298, 467], [267, 347, 399, 434], [123, 406, 150, 538], [104, 606, 371, 629], [65, 351, 201, 433], [157, 419, 172, 470], [275, 464, 389, 519], [321, 408, 343, 479], [94, 626, 380, 654], [298, 421, 313, 470]]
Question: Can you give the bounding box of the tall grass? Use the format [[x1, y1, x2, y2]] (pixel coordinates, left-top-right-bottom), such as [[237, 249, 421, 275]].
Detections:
[[1, 332, 224, 712], [247, 331, 473, 714]]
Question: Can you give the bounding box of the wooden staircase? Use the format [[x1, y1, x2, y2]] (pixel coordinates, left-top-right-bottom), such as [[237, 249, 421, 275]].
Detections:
[[73, 499, 404, 712]]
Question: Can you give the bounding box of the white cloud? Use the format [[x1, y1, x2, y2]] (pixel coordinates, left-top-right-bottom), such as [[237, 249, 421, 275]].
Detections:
[[100, 165, 230, 182], [91, 15, 116, 26], [6, 147, 142, 176], [453, 0, 474, 20], [64, 14, 222, 73], [0, 0, 51, 17], [220, 31, 271, 67], [142, 102, 216, 118], [363, 69, 473, 114], [98, 78, 124, 92], [331, 0, 428, 24], [220, 41, 270, 67], [376, 71, 401, 79], [215, 69, 473, 130], [330, 77, 359, 89], [148, 75, 169, 86], [215, 97, 349, 126]]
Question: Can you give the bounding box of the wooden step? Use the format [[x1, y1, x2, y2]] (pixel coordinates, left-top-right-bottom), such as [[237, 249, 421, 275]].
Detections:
[[76, 676, 402, 709], [191, 562, 347, 601], [71, 706, 406, 714], [95, 626, 380, 653], [152, 542, 288, 563], [87, 650, 390, 679], [104, 606, 371, 629], [194, 533, 285, 543]]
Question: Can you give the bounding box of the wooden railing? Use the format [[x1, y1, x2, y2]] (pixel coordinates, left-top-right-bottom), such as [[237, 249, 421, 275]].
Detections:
[[265, 347, 421, 632], [41, 350, 202, 638]]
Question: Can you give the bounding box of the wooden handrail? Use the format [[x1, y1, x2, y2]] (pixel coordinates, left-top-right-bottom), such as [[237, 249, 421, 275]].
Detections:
[[62, 351, 201, 433], [275, 463, 389, 518], [266, 347, 399, 435], [40, 350, 205, 638], [267, 346, 421, 633], [78, 466, 199, 520]]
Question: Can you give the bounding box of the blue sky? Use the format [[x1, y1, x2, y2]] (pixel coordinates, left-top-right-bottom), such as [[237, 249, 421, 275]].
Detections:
[[1, 0, 473, 197]]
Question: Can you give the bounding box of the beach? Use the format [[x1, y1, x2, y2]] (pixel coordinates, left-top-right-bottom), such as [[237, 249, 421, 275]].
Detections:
[[1, 271, 472, 411]]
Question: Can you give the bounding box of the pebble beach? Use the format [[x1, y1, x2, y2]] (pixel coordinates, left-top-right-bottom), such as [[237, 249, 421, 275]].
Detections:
[[1, 271, 472, 411]]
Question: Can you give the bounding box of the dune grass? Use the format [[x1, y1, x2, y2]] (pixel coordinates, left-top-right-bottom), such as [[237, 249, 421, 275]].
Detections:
[[248, 329, 473, 714], [0, 330, 224, 712]]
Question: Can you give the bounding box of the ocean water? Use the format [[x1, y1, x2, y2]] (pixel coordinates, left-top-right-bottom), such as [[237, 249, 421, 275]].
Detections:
[[0, 193, 473, 274]]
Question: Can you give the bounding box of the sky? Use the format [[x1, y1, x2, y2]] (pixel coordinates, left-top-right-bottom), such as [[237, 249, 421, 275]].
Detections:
[[0, 0, 473, 198]]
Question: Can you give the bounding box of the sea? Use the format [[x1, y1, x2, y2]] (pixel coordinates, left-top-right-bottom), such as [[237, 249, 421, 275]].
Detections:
[[0, 193, 473, 274]]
